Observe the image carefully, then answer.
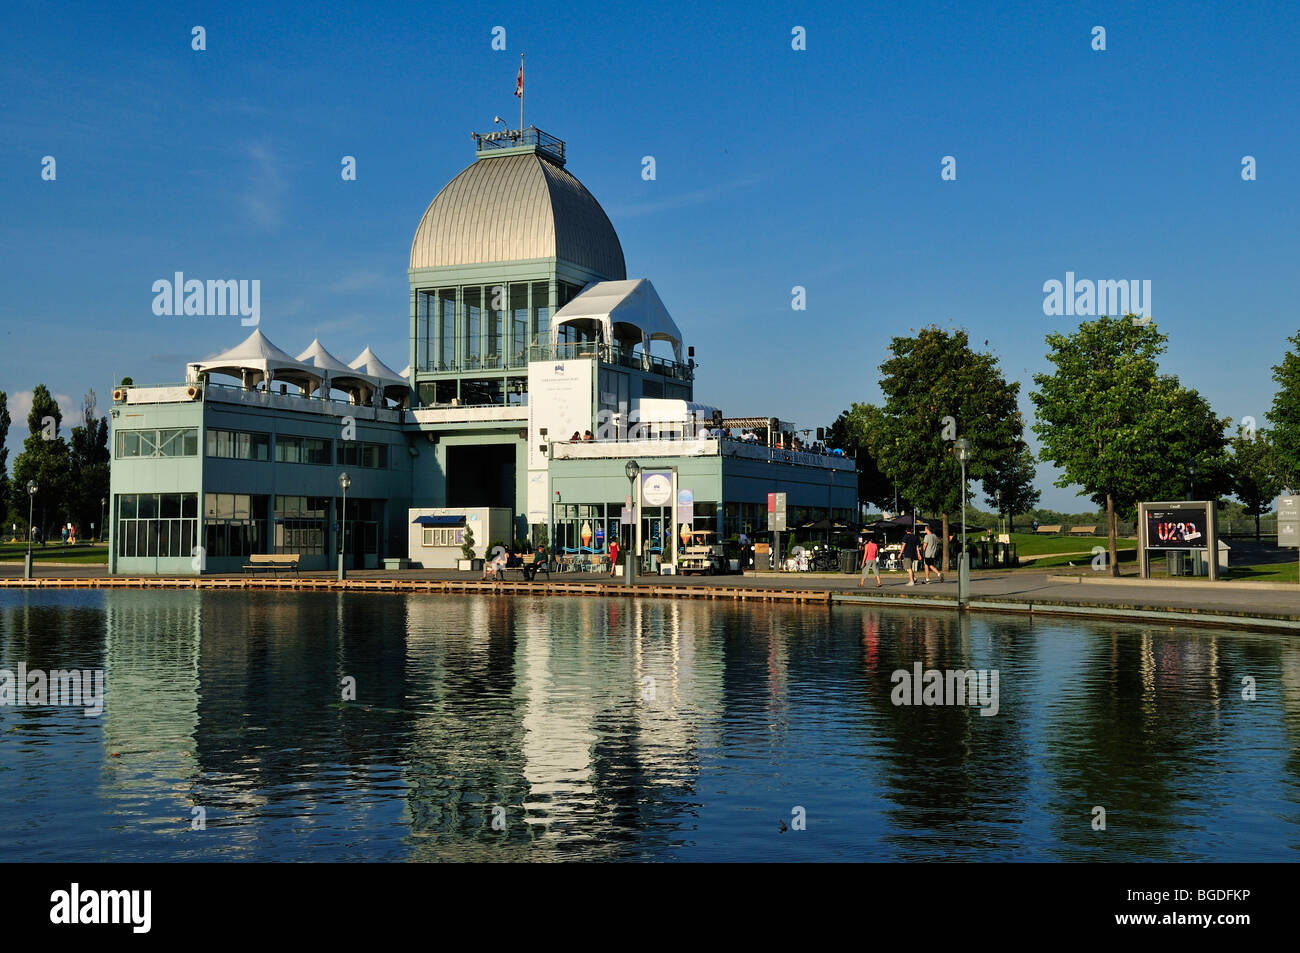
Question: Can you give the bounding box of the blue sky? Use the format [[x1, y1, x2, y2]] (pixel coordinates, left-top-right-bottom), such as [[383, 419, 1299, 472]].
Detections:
[[2, 0, 1297, 511]]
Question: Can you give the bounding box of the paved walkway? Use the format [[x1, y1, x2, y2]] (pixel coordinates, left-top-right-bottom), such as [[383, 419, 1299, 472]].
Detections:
[[3, 562, 1297, 629]]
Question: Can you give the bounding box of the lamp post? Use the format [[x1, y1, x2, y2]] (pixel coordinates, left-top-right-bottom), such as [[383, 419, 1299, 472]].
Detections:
[[954, 438, 971, 606], [337, 472, 351, 581], [624, 460, 640, 586], [99, 497, 106, 544], [24, 480, 38, 580]]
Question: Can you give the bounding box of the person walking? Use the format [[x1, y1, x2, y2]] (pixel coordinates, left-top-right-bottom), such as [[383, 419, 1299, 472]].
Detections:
[[61, 525, 69, 546], [608, 538, 620, 576], [900, 528, 919, 586], [859, 537, 882, 588], [921, 524, 943, 583]]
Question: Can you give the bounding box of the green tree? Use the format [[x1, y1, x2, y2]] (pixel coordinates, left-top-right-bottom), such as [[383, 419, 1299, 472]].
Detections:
[[982, 440, 1040, 533], [11, 385, 71, 542], [872, 326, 1025, 570], [68, 390, 111, 539], [1230, 427, 1283, 541], [0, 390, 10, 524], [1268, 330, 1300, 490], [829, 404, 897, 514], [1030, 316, 1230, 576]]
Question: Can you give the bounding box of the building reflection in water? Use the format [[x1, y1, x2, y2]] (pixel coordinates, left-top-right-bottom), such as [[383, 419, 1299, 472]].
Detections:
[[6, 589, 1299, 861]]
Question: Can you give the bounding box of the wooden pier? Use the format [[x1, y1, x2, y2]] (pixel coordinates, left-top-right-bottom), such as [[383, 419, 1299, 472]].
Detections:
[[0, 575, 833, 604]]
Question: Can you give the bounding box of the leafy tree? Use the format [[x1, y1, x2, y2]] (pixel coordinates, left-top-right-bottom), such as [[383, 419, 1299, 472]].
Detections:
[[0, 390, 9, 524], [1230, 427, 1283, 541], [829, 404, 898, 514], [982, 440, 1040, 532], [1268, 330, 1300, 490], [68, 390, 111, 539], [11, 385, 70, 542], [871, 326, 1025, 570], [1031, 316, 1230, 576]]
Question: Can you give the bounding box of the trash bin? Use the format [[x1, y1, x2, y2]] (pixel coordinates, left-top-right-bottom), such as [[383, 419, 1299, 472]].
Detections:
[[754, 552, 771, 571], [839, 551, 857, 574]]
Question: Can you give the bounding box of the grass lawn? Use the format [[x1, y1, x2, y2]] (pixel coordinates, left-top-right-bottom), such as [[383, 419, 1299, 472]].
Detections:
[[0, 542, 109, 564], [1008, 532, 1138, 558], [1221, 561, 1299, 583]]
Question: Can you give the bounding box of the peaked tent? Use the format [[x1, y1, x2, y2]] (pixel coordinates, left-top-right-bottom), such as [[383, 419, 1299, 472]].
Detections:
[[551, 279, 683, 364], [296, 338, 376, 402], [348, 347, 410, 407], [187, 329, 322, 394]]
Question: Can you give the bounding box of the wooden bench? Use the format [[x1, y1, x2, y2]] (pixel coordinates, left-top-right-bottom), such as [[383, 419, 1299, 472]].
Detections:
[[242, 553, 301, 576], [499, 552, 551, 581], [1069, 525, 1098, 536], [1035, 524, 1063, 535]]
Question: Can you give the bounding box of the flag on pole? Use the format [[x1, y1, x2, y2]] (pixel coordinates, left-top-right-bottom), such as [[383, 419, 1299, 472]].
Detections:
[[515, 57, 524, 98]]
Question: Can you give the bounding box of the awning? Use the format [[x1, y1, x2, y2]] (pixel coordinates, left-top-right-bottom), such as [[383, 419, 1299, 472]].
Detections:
[[551, 279, 683, 363], [412, 515, 466, 526]]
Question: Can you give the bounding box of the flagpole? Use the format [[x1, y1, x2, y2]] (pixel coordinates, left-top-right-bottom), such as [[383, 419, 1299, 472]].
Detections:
[[519, 52, 524, 131]]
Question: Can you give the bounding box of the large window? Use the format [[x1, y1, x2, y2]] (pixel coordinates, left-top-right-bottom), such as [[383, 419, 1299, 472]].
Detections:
[[439, 289, 456, 370], [203, 493, 268, 558], [464, 287, 481, 370], [274, 496, 329, 555], [531, 280, 549, 348], [206, 428, 270, 461], [116, 428, 198, 459], [274, 435, 331, 465], [510, 283, 528, 367], [116, 493, 198, 558], [336, 441, 388, 469]]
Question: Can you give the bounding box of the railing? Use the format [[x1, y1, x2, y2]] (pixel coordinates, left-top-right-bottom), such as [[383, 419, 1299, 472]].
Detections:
[[720, 438, 855, 470], [527, 343, 694, 381], [473, 126, 565, 164], [124, 380, 407, 422]]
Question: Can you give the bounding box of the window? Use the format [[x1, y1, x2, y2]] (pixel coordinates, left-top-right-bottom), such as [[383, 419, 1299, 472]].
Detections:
[[273, 495, 329, 555], [203, 493, 267, 558], [439, 289, 456, 370], [531, 280, 549, 347], [206, 428, 269, 461], [116, 428, 198, 459], [116, 493, 199, 559], [336, 441, 388, 469], [510, 283, 529, 367], [274, 435, 330, 465], [464, 287, 481, 369]]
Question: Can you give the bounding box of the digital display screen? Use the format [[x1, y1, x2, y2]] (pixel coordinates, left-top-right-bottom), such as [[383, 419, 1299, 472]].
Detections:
[[1145, 508, 1208, 549]]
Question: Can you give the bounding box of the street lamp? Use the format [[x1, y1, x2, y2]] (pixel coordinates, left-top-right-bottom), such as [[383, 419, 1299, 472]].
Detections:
[[1185, 458, 1196, 501], [337, 472, 351, 581], [624, 460, 641, 586], [99, 497, 106, 545], [954, 438, 971, 606], [24, 480, 38, 580]]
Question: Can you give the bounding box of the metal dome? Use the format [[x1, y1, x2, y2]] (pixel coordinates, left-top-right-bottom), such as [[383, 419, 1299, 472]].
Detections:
[[409, 151, 626, 279]]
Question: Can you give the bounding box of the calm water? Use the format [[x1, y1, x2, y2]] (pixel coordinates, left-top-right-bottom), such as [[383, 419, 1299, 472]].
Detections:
[[0, 590, 1297, 862]]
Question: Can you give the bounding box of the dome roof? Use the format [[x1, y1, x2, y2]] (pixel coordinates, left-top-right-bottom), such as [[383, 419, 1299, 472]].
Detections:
[[410, 152, 626, 279]]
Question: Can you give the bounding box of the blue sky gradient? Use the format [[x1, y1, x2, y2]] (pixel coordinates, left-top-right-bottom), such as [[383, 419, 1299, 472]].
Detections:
[[2, 1, 1297, 510]]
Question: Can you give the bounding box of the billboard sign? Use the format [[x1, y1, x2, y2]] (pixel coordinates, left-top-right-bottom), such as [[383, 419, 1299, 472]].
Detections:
[[1144, 506, 1208, 549]]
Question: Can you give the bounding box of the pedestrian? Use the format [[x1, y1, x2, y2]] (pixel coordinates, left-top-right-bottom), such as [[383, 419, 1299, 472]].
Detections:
[[859, 536, 882, 588], [900, 528, 919, 586], [608, 538, 620, 576], [1032, 518, 1039, 533], [922, 524, 943, 584], [61, 525, 69, 546]]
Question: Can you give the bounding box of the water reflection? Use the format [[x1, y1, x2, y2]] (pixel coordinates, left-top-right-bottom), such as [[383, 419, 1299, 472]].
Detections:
[[0, 590, 1297, 861]]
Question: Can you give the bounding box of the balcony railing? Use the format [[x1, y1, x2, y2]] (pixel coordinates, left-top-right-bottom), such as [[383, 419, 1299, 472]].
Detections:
[[528, 343, 694, 382]]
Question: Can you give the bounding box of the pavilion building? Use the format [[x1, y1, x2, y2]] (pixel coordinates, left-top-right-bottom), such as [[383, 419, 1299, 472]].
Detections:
[[108, 126, 854, 574]]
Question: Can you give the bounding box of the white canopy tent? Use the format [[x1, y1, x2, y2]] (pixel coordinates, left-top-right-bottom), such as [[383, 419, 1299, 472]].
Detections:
[[187, 329, 322, 394], [349, 347, 410, 407], [551, 279, 683, 364], [296, 339, 376, 403]]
